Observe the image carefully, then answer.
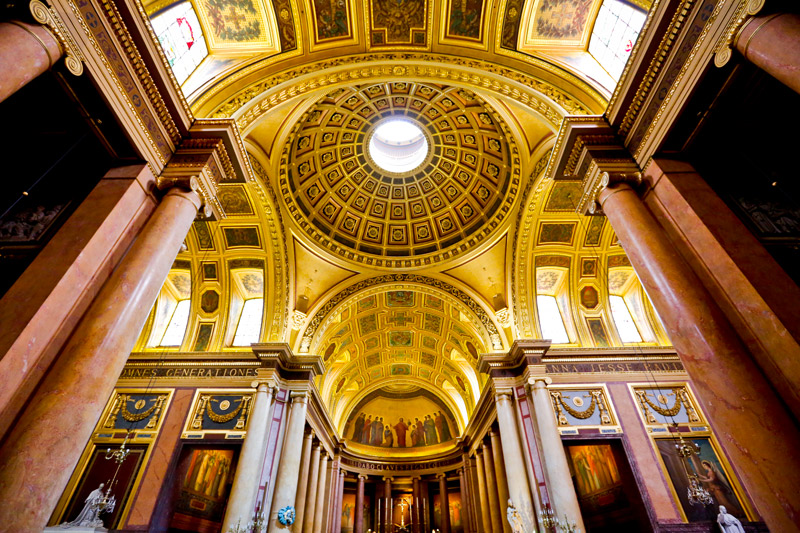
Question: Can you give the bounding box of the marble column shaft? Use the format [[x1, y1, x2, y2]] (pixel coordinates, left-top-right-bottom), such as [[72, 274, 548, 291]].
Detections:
[[412, 476, 421, 533], [474, 450, 492, 533], [438, 473, 451, 533], [293, 432, 315, 529], [737, 13, 800, 95], [268, 392, 309, 533], [302, 443, 322, 533], [355, 474, 366, 533], [489, 429, 512, 533], [312, 453, 329, 532], [0, 187, 201, 531], [0, 20, 62, 103], [529, 379, 585, 531], [481, 442, 505, 533], [222, 383, 275, 531], [599, 182, 800, 531], [458, 468, 473, 533], [382, 476, 393, 533], [332, 470, 345, 533]]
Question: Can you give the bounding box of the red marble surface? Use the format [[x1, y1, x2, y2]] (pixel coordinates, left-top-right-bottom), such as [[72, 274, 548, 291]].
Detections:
[[124, 388, 193, 527], [738, 14, 800, 95], [599, 183, 800, 532], [0, 166, 156, 441], [643, 159, 800, 419], [608, 382, 681, 521], [0, 189, 201, 531], [0, 21, 61, 103]]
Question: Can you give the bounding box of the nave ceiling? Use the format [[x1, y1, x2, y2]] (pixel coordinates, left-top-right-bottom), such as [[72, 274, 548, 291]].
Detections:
[[133, 0, 667, 456]]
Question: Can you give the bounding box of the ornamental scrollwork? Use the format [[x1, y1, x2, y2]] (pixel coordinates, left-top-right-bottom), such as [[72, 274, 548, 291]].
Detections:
[[635, 386, 700, 424], [191, 393, 253, 430], [550, 388, 613, 426], [103, 393, 168, 430]]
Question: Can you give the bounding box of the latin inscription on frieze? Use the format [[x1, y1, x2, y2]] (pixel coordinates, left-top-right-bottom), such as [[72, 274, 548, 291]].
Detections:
[[120, 366, 258, 379], [545, 361, 683, 374]]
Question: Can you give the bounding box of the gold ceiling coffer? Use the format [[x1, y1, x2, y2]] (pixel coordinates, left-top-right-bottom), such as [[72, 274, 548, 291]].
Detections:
[[29, 0, 84, 76]]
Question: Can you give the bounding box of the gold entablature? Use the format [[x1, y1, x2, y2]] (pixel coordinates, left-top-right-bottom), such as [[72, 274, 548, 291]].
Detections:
[[196, 53, 603, 123]]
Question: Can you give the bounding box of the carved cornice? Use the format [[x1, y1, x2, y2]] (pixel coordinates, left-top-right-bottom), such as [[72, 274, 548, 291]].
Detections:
[[477, 339, 551, 376], [252, 342, 325, 379]]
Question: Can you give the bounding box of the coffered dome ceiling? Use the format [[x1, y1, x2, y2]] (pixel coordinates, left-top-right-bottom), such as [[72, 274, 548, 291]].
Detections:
[[280, 82, 520, 269]]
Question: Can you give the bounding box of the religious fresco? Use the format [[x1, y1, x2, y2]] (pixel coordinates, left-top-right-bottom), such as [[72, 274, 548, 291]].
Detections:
[[202, 261, 218, 280], [368, 0, 429, 47], [341, 492, 372, 532], [343, 389, 458, 452], [534, 0, 593, 40], [218, 185, 254, 215], [311, 0, 353, 41], [586, 318, 610, 347], [272, 0, 297, 51], [441, 0, 485, 46], [169, 447, 238, 531], [193, 221, 215, 250], [580, 258, 597, 277], [433, 492, 463, 532], [194, 323, 214, 351], [194, 0, 281, 53], [223, 226, 261, 248], [201, 290, 219, 313], [538, 222, 576, 244], [655, 437, 747, 522], [500, 0, 524, 49], [545, 181, 583, 211], [580, 286, 599, 309], [584, 216, 605, 246]]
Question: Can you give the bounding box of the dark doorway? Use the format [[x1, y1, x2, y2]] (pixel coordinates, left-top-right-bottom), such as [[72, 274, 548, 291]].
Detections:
[[563, 438, 652, 533]]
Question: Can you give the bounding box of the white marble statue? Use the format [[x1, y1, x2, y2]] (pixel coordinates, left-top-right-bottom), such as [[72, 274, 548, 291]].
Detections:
[[506, 499, 525, 533], [60, 483, 109, 529], [717, 506, 745, 533]]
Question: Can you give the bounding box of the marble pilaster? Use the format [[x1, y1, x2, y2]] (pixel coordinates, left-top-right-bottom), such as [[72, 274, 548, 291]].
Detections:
[[292, 431, 314, 530], [222, 383, 276, 532], [481, 441, 504, 533], [312, 453, 329, 532], [437, 473, 450, 533], [489, 429, 512, 533], [355, 474, 366, 533], [474, 450, 492, 533], [529, 378, 585, 531], [268, 392, 309, 533], [302, 443, 322, 533]]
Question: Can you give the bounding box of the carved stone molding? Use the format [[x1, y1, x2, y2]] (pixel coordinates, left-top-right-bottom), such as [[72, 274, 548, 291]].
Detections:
[[29, 0, 83, 75]]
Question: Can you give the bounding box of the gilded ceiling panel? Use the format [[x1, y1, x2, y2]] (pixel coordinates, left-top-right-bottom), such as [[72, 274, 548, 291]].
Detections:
[[518, 0, 602, 51], [439, 0, 487, 49], [194, 0, 282, 54], [366, 0, 431, 48], [307, 0, 358, 50], [280, 82, 520, 269]]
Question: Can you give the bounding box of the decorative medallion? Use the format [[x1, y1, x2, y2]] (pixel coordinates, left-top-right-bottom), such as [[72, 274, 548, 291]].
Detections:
[[280, 82, 519, 268]]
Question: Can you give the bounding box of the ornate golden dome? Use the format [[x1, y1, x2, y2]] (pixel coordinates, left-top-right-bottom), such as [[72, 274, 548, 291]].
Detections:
[[279, 81, 520, 268]]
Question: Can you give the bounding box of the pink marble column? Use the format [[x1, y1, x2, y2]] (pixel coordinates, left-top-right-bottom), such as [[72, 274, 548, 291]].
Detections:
[[412, 476, 421, 533], [0, 164, 157, 442], [0, 20, 61, 103], [457, 467, 473, 533], [355, 474, 366, 533], [332, 470, 345, 533], [0, 186, 202, 531], [599, 181, 800, 532], [737, 13, 800, 94], [437, 473, 450, 533], [474, 449, 492, 533]]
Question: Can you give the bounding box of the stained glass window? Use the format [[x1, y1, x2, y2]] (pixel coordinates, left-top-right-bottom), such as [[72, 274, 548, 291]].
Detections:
[[151, 2, 208, 84], [589, 0, 647, 80]]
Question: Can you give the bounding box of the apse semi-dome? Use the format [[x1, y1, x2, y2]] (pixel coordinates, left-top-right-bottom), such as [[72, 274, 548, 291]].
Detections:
[[279, 82, 520, 268]]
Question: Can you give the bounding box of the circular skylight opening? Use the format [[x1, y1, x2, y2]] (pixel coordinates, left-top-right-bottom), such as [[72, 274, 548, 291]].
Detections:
[[368, 119, 429, 174]]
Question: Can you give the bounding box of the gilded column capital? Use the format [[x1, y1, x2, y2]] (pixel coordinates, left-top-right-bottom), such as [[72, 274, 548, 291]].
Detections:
[[713, 0, 767, 67], [494, 388, 515, 403], [158, 138, 235, 220], [436, 472, 447, 480], [528, 376, 553, 389], [290, 391, 309, 404], [382, 475, 394, 482], [29, 0, 83, 76], [357, 473, 368, 480]]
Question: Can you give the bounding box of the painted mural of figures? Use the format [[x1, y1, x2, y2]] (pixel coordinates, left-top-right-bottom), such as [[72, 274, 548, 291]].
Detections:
[[352, 413, 366, 441], [394, 418, 409, 447], [697, 459, 740, 512], [362, 415, 372, 443], [424, 415, 438, 445], [413, 418, 424, 446], [384, 425, 394, 447], [371, 417, 383, 445], [435, 411, 451, 441]]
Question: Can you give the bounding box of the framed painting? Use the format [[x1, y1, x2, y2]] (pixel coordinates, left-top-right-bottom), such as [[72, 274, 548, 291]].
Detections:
[[655, 436, 750, 522]]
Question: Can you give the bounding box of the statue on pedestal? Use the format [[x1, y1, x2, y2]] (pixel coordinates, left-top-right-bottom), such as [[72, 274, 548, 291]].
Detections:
[[717, 506, 745, 533], [59, 483, 115, 529], [506, 499, 525, 533]]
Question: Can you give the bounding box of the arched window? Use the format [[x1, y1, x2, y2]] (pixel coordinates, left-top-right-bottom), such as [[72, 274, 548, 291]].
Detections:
[[227, 268, 264, 346], [536, 267, 573, 344], [589, 0, 648, 80], [150, 2, 208, 84], [148, 268, 192, 347], [608, 266, 660, 344]]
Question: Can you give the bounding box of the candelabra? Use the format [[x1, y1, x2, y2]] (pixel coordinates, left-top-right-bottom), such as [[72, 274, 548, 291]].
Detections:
[[687, 474, 714, 506], [674, 431, 701, 458], [539, 505, 579, 532]]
